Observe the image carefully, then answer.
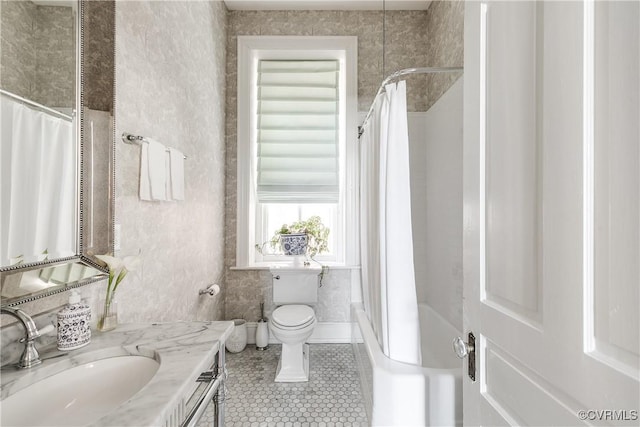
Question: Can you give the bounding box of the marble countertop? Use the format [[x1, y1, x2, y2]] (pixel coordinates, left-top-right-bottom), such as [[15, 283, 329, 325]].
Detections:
[[0, 321, 234, 426]]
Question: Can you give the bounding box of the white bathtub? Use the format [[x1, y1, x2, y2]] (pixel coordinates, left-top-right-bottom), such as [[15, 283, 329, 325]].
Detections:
[[351, 302, 462, 426]]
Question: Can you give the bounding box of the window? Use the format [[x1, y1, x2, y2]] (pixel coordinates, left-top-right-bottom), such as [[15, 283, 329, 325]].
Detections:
[[236, 36, 358, 267], [258, 203, 340, 262]]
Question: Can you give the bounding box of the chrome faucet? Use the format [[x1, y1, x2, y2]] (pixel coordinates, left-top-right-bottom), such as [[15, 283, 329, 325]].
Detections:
[[1, 307, 43, 368]]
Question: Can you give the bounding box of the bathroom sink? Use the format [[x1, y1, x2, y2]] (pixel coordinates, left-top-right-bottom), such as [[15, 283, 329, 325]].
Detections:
[[0, 355, 160, 426]]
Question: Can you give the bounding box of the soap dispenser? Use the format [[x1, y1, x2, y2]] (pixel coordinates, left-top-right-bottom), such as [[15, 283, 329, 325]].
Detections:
[[57, 291, 91, 351]]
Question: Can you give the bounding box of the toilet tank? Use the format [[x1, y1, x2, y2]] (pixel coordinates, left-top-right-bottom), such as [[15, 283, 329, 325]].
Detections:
[[271, 268, 319, 305]]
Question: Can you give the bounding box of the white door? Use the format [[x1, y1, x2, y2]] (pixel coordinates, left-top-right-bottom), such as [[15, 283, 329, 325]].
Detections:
[[462, 1, 639, 425]]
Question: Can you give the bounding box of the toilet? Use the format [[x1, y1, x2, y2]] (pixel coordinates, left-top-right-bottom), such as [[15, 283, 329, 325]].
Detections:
[[269, 267, 319, 382]]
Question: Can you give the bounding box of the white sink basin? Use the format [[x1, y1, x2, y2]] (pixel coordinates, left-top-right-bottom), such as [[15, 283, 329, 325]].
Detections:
[[1, 355, 160, 427]]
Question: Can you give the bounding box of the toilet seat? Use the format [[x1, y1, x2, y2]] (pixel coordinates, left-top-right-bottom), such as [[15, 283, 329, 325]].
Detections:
[[271, 305, 315, 330]]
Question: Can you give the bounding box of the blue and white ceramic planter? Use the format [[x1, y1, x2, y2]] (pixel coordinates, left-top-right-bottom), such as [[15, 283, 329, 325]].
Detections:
[[280, 233, 308, 256]]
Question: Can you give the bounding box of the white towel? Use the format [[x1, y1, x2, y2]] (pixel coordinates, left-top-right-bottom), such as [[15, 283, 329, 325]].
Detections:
[[165, 151, 171, 201], [168, 147, 185, 201], [139, 143, 151, 200], [139, 138, 167, 201]]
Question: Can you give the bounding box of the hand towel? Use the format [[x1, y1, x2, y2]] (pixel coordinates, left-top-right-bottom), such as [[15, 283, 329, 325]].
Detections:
[[141, 138, 167, 201], [165, 151, 171, 201], [148, 139, 168, 201], [139, 141, 151, 200], [168, 147, 185, 201]]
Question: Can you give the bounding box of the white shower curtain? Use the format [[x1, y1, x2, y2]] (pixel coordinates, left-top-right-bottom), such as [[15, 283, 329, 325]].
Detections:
[[1, 96, 76, 265], [360, 81, 422, 366]]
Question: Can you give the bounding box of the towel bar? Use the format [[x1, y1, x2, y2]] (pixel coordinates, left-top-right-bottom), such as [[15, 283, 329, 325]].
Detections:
[[122, 132, 187, 159]]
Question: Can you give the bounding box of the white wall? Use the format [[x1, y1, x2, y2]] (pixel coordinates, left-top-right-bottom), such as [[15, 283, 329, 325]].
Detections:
[[409, 77, 463, 331]]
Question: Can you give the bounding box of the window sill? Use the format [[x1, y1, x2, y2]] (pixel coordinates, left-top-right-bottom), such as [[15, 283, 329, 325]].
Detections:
[[230, 264, 361, 271]]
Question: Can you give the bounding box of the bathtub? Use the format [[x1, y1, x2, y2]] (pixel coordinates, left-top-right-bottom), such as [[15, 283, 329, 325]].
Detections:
[[351, 302, 462, 426]]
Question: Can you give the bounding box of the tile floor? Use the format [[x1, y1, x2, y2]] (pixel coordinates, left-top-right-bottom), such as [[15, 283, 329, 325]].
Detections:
[[198, 344, 368, 427]]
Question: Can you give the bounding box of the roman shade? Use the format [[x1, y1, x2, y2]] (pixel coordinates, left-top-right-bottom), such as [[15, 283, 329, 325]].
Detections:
[[256, 60, 339, 203]]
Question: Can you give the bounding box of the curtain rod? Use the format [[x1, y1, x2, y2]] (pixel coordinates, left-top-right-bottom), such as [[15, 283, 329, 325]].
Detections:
[[357, 66, 463, 139], [0, 89, 73, 121]]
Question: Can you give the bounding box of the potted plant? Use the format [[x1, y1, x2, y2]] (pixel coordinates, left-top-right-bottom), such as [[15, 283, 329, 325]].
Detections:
[[256, 216, 330, 285], [256, 215, 330, 259]]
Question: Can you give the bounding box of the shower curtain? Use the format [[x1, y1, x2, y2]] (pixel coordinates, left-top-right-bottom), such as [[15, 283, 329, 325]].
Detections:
[[1, 96, 76, 265], [360, 81, 422, 366]]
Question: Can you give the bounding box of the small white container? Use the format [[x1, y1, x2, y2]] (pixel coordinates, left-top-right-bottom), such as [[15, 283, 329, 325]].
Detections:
[[226, 319, 247, 353], [57, 291, 91, 351]]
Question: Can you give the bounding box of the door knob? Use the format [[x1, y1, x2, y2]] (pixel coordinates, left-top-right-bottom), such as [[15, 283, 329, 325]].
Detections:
[[453, 332, 476, 381], [453, 336, 474, 358]]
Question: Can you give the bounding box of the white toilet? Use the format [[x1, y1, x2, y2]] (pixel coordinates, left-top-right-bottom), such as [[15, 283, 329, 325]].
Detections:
[[269, 268, 319, 382]]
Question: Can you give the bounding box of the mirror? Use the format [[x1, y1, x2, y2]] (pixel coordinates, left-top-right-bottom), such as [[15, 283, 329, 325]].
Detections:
[[1, 0, 78, 266], [0, 0, 114, 305]]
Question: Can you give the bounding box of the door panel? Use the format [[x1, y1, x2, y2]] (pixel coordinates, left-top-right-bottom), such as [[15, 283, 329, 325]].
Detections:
[[593, 0, 640, 374], [483, 342, 580, 426], [485, 0, 541, 321], [464, 1, 640, 426]]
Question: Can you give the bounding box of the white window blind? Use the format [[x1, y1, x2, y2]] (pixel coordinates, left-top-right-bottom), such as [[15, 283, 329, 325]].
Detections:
[[256, 60, 339, 203]]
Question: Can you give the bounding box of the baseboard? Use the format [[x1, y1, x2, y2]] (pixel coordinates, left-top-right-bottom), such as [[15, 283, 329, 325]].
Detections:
[[308, 322, 352, 343]]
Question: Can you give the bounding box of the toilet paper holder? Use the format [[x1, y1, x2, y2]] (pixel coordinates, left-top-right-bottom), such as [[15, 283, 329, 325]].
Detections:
[[199, 283, 220, 296]]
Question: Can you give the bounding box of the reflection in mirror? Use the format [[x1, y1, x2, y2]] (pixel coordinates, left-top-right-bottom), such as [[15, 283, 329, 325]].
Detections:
[[1, 259, 105, 301], [0, 0, 114, 306], [0, 0, 78, 266], [81, 0, 115, 258]]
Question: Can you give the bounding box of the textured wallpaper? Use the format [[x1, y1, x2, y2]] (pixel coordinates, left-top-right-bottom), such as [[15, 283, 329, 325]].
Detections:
[[0, 0, 75, 108], [226, 9, 431, 113], [114, 0, 227, 322], [424, 0, 464, 110], [1, 0, 37, 100], [83, 0, 115, 112], [34, 5, 76, 108], [223, 4, 464, 323]]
